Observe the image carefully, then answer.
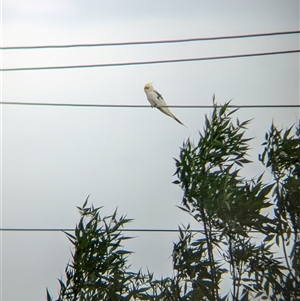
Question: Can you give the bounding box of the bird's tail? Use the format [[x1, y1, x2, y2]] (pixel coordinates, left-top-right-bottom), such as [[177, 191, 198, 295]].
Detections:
[[157, 106, 187, 127], [173, 115, 187, 127]]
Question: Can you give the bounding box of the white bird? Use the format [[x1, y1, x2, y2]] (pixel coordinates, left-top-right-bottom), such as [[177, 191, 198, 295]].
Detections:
[[143, 83, 186, 127]]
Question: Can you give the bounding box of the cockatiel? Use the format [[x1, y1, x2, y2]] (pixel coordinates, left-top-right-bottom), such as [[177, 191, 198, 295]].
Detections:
[[143, 83, 186, 127]]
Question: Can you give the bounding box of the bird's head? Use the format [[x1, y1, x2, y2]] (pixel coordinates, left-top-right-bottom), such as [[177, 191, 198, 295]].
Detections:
[[144, 83, 154, 93]]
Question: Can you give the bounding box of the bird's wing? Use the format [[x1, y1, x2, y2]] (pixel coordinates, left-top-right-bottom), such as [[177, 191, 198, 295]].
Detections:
[[147, 90, 160, 107], [153, 91, 186, 127], [153, 90, 163, 100]]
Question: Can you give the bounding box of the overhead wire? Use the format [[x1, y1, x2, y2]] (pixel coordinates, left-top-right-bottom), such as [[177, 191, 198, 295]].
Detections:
[[0, 228, 260, 234], [1, 49, 299, 72], [0, 102, 299, 109], [1, 30, 299, 50], [0, 228, 192, 233]]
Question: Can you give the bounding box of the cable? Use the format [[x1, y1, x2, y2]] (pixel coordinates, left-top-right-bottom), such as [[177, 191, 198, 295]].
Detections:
[[0, 102, 299, 109], [0, 228, 260, 234], [0, 228, 208, 235], [0, 228, 191, 233], [1, 49, 299, 72], [1, 30, 299, 50]]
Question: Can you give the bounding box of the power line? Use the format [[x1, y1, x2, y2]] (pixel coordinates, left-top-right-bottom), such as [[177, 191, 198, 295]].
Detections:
[[1, 49, 299, 72], [0, 102, 299, 109], [0, 228, 260, 234], [0, 228, 202, 233], [1, 30, 299, 50]]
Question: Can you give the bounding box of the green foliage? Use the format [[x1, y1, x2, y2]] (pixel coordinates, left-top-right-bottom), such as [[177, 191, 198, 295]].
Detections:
[[47, 103, 299, 301], [172, 103, 275, 300], [46, 198, 168, 301], [259, 122, 300, 300], [172, 102, 299, 300]]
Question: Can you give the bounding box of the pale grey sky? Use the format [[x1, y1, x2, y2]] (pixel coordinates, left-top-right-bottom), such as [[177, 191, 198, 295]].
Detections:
[[1, 1, 299, 301]]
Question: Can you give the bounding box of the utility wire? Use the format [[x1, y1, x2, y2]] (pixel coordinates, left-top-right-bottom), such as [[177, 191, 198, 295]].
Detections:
[[1, 30, 299, 50], [0, 228, 260, 234], [1, 102, 299, 109], [0, 228, 190, 233], [1, 49, 299, 72]]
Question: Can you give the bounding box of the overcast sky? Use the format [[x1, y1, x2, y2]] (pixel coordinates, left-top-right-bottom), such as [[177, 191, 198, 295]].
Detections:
[[1, 1, 299, 301]]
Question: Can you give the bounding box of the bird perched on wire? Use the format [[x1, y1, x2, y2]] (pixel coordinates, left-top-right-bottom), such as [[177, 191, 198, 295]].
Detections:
[[143, 83, 186, 127]]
